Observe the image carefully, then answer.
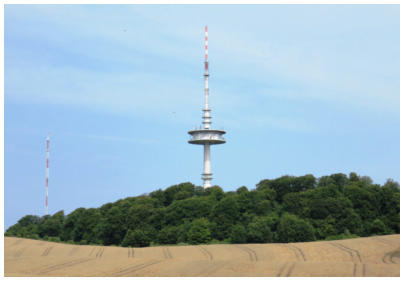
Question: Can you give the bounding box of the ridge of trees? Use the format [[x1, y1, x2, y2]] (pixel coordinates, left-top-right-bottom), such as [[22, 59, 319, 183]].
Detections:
[[5, 172, 400, 247]]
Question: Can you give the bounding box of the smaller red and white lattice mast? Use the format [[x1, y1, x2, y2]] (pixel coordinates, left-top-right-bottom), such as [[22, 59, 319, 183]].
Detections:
[[46, 134, 49, 215]]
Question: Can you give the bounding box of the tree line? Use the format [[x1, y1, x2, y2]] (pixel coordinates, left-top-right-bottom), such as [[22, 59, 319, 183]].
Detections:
[[5, 172, 400, 247]]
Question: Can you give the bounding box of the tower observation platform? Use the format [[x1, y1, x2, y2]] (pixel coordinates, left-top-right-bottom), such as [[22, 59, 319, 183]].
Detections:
[[188, 26, 226, 189]]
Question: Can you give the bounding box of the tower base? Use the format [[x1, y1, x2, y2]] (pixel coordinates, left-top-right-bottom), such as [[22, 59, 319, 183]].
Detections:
[[202, 173, 213, 189]]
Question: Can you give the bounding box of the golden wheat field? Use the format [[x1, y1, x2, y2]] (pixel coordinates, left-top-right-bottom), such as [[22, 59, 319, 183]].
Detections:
[[4, 235, 400, 277]]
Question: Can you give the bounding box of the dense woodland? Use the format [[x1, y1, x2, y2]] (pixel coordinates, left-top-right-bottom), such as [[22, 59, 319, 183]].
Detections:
[[5, 172, 400, 247]]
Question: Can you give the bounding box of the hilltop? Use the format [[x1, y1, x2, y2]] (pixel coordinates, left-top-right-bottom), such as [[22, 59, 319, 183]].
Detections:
[[5, 172, 400, 247]]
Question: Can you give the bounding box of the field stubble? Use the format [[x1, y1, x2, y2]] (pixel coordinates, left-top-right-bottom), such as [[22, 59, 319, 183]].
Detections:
[[4, 234, 399, 277]]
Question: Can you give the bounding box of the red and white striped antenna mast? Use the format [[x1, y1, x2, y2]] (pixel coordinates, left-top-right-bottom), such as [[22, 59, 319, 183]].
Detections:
[[46, 133, 49, 215], [205, 25, 209, 72]]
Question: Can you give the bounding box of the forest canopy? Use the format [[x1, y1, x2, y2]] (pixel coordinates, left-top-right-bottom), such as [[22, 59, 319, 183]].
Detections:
[[5, 172, 400, 247]]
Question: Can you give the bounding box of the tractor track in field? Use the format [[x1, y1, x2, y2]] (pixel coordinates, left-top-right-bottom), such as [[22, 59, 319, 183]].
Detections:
[[88, 247, 95, 256], [41, 246, 54, 257], [108, 260, 163, 276], [328, 242, 364, 277], [95, 247, 105, 258], [382, 251, 399, 264], [127, 247, 135, 258], [35, 258, 94, 274], [277, 262, 297, 277], [234, 245, 258, 262], [328, 242, 362, 263], [285, 262, 297, 277], [353, 263, 366, 277], [198, 246, 213, 261], [287, 244, 307, 262], [14, 247, 27, 258], [277, 262, 289, 277], [162, 247, 173, 259]]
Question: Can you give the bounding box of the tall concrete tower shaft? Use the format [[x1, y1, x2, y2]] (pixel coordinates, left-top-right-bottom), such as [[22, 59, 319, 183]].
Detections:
[[188, 26, 226, 189]]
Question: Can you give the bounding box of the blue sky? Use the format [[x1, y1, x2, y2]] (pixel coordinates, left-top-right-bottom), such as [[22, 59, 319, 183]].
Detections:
[[4, 4, 400, 230]]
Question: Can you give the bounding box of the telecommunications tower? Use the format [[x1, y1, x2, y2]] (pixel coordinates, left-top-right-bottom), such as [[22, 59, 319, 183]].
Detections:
[[46, 134, 49, 215], [188, 26, 226, 189]]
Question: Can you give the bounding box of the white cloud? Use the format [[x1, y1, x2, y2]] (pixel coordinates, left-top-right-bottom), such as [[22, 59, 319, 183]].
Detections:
[[4, 4, 399, 123]]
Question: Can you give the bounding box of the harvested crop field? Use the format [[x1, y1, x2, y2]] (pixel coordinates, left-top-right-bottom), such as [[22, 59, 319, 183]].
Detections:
[[4, 235, 399, 277]]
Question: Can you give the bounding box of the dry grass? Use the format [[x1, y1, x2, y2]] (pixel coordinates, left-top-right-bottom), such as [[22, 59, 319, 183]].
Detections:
[[4, 234, 399, 277]]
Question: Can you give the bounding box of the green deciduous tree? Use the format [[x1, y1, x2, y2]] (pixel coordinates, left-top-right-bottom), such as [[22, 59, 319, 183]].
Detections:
[[122, 229, 151, 247], [277, 213, 315, 243], [157, 226, 178, 245], [149, 189, 166, 207], [247, 216, 276, 243], [98, 206, 126, 245], [210, 196, 239, 240], [344, 183, 377, 221], [65, 208, 101, 243], [187, 218, 211, 244], [370, 219, 388, 235], [205, 186, 225, 201], [164, 182, 195, 206], [61, 208, 85, 241], [165, 196, 214, 226], [39, 211, 65, 238], [257, 174, 316, 202], [230, 224, 247, 244]]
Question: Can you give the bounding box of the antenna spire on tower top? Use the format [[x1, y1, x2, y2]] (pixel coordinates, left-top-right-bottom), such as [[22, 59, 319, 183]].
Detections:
[[205, 25, 208, 72]]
